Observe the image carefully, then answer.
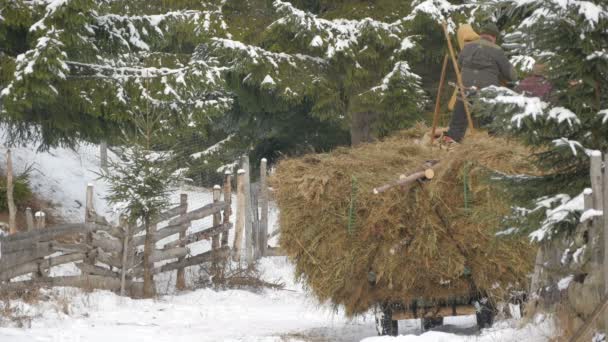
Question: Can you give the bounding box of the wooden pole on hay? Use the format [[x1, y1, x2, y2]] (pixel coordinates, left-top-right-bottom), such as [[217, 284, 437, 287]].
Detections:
[[441, 21, 475, 132], [25, 208, 34, 232], [222, 171, 232, 247], [176, 193, 188, 291], [259, 158, 269, 257], [6, 150, 17, 235], [431, 55, 450, 144], [232, 169, 246, 261]]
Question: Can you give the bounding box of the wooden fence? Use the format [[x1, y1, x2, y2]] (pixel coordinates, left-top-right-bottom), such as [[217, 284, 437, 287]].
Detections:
[[0, 155, 278, 297]]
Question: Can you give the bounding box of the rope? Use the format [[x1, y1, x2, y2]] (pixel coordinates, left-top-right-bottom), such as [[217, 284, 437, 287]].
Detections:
[[348, 175, 358, 235]]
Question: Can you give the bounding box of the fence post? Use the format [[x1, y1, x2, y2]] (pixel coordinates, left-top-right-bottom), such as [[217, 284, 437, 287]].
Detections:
[[602, 152, 608, 309], [120, 216, 130, 296], [6, 149, 16, 234], [25, 207, 34, 231], [100, 141, 108, 173], [232, 169, 245, 261], [84, 184, 95, 273], [143, 221, 157, 298], [212, 185, 222, 272], [242, 156, 254, 265], [35, 211, 46, 229], [222, 171, 232, 247], [259, 158, 269, 258], [176, 193, 188, 291]]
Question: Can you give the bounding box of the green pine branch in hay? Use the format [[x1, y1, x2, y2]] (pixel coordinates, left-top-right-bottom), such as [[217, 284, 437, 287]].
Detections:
[[272, 124, 540, 317]]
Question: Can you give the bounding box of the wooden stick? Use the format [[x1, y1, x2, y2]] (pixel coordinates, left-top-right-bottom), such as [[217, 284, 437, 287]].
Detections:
[[442, 21, 474, 132], [243, 156, 254, 265], [100, 140, 108, 173], [602, 153, 608, 306], [259, 158, 269, 257], [431, 55, 450, 144], [176, 193, 188, 291], [163, 223, 232, 249], [132, 205, 182, 235], [150, 247, 188, 263], [590, 152, 604, 265], [166, 202, 224, 226], [233, 169, 246, 261], [222, 171, 232, 247], [0, 275, 144, 298], [569, 296, 608, 342], [84, 185, 96, 273], [0, 252, 85, 281], [25, 208, 34, 232], [373, 169, 435, 195]]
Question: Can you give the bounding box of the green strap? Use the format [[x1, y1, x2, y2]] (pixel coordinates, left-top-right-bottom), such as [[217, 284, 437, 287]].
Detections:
[[348, 175, 358, 235], [463, 162, 470, 211]]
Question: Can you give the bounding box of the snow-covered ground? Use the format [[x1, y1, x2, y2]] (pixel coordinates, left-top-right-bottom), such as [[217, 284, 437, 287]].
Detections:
[[0, 139, 556, 341]]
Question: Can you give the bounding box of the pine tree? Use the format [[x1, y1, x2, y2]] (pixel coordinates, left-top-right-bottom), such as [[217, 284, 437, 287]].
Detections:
[[475, 0, 608, 239]]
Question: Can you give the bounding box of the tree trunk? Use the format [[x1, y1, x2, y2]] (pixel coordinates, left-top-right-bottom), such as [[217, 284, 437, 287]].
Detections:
[[6, 150, 17, 234], [350, 111, 377, 146], [143, 217, 157, 298]]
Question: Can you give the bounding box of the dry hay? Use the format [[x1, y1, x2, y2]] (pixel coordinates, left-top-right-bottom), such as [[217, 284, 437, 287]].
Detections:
[[272, 124, 539, 317]]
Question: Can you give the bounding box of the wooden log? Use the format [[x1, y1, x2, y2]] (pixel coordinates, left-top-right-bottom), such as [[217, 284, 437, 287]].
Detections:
[[0, 243, 54, 271], [120, 217, 131, 296], [259, 158, 269, 257], [76, 263, 120, 278], [212, 186, 222, 251], [233, 169, 246, 261], [166, 202, 225, 227], [251, 183, 260, 260], [92, 232, 123, 253], [590, 152, 604, 265], [0, 223, 109, 254], [431, 54, 449, 144], [373, 169, 435, 194], [132, 205, 182, 235], [50, 242, 90, 254], [143, 221, 156, 298], [0, 275, 144, 298], [100, 140, 108, 172], [95, 248, 124, 269], [176, 194, 188, 291], [0, 252, 85, 281], [6, 150, 17, 234], [222, 171, 232, 247], [25, 208, 35, 232], [150, 247, 188, 263], [603, 153, 608, 303], [163, 223, 233, 249], [134, 246, 230, 277], [243, 156, 254, 265]]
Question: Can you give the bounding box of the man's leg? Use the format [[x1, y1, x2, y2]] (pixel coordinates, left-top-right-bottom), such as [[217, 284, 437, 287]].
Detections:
[[445, 100, 468, 142]]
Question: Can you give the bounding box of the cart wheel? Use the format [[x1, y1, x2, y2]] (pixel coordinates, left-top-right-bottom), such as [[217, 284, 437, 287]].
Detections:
[[422, 316, 444, 331], [475, 298, 495, 329], [375, 303, 398, 336]]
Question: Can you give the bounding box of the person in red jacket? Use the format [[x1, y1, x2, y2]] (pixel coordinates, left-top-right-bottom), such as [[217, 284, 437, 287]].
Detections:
[[516, 63, 553, 100]]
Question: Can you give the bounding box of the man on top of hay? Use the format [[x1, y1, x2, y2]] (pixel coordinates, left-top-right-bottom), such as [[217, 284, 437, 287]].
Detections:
[[443, 23, 517, 144]]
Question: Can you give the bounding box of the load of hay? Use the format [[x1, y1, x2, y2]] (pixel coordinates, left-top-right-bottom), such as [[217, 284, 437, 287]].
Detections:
[[272, 125, 539, 317]]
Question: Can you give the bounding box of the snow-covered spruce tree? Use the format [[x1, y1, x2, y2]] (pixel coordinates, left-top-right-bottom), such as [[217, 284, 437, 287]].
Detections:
[[0, 0, 231, 148], [203, 0, 435, 147], [474, 0, 608, 239]]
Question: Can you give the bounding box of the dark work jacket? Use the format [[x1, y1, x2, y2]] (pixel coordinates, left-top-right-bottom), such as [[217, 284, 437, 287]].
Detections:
[[459, 38, 517, 89]]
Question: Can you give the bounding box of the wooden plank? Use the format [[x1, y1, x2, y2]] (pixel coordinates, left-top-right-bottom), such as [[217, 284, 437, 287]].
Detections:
[[0, 253, 85, 281], [603, 153, 608, 303], [259, 158, 269, 257], [76, 263, 120, 278], [233, 169, 246, 261], [1, 222, 110, 244], [164, 223, 233, 250], [590, 152, 603, 209], [0, 275, 144, 298], [150, 247, 188, 263], [0, 243, 55, 270], [120, 217, 130, 296], [166, 202, 225, 227], [373, 169, 435, 194], [132, 205, 182, 235], [222, 171, 232, 247], [154, 246, 230, 276], [243, 156, 254, 265], [176, 194, 188, 291]]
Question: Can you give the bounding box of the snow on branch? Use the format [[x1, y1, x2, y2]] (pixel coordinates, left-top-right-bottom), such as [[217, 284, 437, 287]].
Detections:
[[529, 192, 584, 241], [369, 61, 420, 93]]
